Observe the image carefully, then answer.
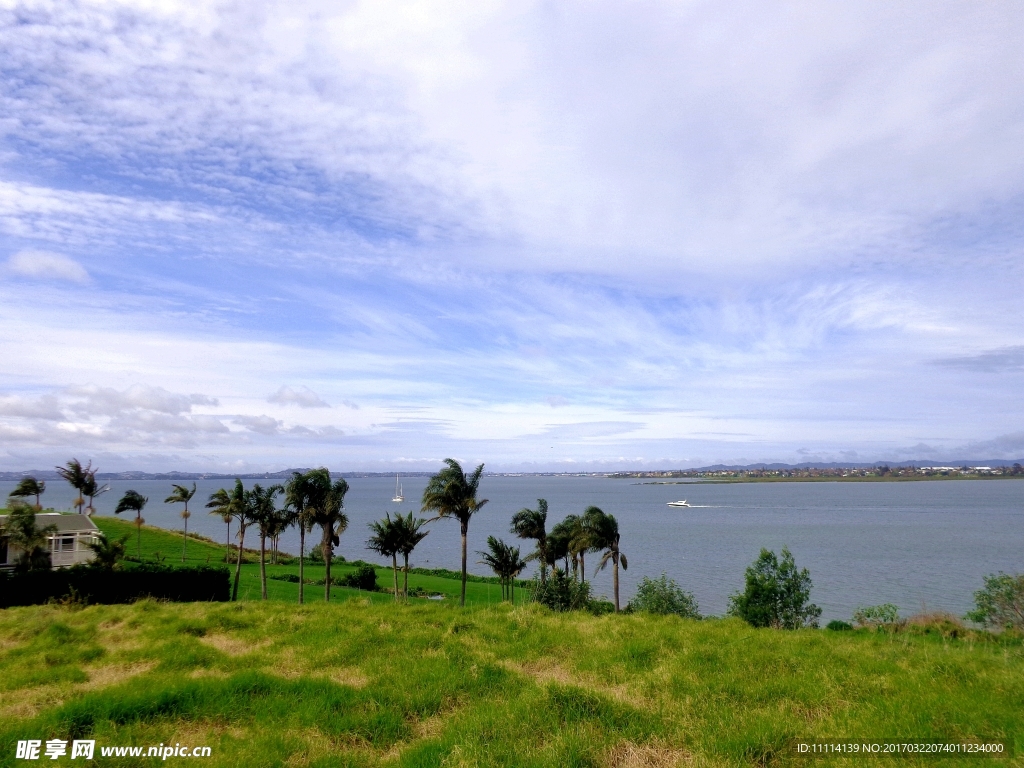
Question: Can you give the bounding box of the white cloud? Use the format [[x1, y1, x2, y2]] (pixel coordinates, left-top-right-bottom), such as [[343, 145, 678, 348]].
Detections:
[[267, 385, 330, 408], [6, 250, 89, 284], [66, 385, 218, 417], [233, 415, 282, 435]]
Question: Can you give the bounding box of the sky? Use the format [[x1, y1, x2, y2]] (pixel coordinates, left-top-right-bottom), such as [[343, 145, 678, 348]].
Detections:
[[1, 0, 1023, 473]]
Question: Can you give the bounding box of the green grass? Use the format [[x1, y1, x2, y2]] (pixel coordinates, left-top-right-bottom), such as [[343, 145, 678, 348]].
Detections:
[[1, 600, 1021, 767], [93, 517, 525, 607]]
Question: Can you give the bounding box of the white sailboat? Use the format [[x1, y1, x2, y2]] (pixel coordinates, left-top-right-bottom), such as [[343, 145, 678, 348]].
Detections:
[[392, 473, 404, 503]]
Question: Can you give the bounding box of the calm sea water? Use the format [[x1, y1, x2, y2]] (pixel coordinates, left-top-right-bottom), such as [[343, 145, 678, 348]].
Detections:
[[3, 475, 1021, 621]]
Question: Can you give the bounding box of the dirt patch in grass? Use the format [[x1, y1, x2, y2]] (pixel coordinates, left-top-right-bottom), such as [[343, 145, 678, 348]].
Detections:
[[198, 634, 270, 656], [501, 659, 640, 706], [82, 661, 156, 689], [0, 685, 64, 720], [604, 741, 693, 767]]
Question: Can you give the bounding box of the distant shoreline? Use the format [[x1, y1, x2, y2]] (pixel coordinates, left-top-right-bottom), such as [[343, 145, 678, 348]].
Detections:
[[640, 474, 1024, 484]]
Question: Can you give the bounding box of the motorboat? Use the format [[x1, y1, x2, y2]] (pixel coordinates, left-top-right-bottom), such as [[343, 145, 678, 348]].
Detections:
[[667, 500, 690, 507], [392, 473, 404, 503]]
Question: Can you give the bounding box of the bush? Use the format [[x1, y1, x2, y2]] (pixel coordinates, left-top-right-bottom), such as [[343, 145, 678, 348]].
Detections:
[[853, 603, 901, 629], [966, 572, 1024, 630], [728, 546, 822, 629], [0, 563, 230, 607], [533, 568, 592, 612], [826, 620, 853, 631], [628, 573, 700, 618], [337, 563, 378, 591]]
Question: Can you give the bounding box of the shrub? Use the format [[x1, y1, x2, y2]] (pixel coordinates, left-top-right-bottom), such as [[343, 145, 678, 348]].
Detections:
[[853, 603, 901, 629], [966, 572, 1024, 630], [826, 620, 853, 631], [533, 568, 592, 612], [337, 563, 379, 591], [627, 573, 700, 618], [0, 563, 230, 607], [727, 546, 822, 629]]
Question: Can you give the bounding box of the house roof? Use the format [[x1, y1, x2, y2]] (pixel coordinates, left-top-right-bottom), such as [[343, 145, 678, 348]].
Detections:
[[0, 513, 99, 533]]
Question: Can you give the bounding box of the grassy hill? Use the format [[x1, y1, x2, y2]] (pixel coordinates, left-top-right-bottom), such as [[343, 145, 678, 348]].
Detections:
[[1, 598, 1021, 767]]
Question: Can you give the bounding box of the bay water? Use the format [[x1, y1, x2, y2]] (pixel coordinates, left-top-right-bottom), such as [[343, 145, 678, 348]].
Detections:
[[3, 475, 1021, 622]]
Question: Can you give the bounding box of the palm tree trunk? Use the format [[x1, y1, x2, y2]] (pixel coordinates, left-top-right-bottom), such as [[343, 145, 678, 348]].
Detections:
[[225, 520, 231, 564], [392, 553, 399, 600], [613, 551, 620, 612], [403, 552, 409, 601], [460, 521, 468, 608], [299, 526, 305, 605], [580, 552, 585, 580], [259, 532, 268, 600], [324, 531, 332, 602], [181, 509, 188, 562], [232, 524, 246, 601]]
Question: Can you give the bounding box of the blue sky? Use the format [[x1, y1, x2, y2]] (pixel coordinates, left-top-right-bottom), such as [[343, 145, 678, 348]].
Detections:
[[1, 0, 1023, 472]]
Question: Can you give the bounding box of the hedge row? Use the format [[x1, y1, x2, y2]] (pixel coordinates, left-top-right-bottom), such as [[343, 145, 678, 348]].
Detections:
[[0, 563, 231, 607]]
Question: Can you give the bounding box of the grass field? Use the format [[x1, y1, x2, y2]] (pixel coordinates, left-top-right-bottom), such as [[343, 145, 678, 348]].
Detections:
[[91, 517, 525, 607], [1, 598, 1021, 767]]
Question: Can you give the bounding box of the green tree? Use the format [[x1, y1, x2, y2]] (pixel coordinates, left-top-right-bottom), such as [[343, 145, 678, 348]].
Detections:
[[284, 471, 317, 603], [306, 469, 349, 602], [478, 535, 525, 603], [367, 513, 403, 600], [967, 572, 1024, 630], [8, 477, 45, 510], [114, 490, 148, 559], [394, 511, 429, 600], [1, 501, 57, 571], [728, 546, 822, 629], [207, 480, 248, 600], [533, 567, 592, 612], [206, 485, 238, 565], [80, 471, 110, 516], [628, 573, 700, 618], [421, 458, 488, 607], [86, 532, 130, 570], [248, 483, 284, 600], [56, 459, 91, 514], [585, 507, 628, 612], [510, 499, 548, 584], [165, 483, 197, 562]]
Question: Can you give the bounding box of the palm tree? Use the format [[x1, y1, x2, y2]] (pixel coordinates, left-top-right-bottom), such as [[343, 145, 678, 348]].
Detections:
[[394, 511, 429, 600], [570, 511, 599, 580], [510, 499, 549, 584], [206, 486, 236, 565], [306, 469, 349, 602], [207, 480, 248, 599], [421, 458, 488, 607], [477, 536, 527, 603], [56, 459, 91, 514], [246, 483, 283, 600], [114, 490, 148, 559], [284, 471, 315, 604], [547, 515, 575, 574], [165, 483, 197, 562], [8, 477, 45, 510], [367, 513, 402, 600], [86, 532, 130, 570], [585, 507, 628, 612], [80, 471, 110, 516], [1, 501, 58, 571]]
